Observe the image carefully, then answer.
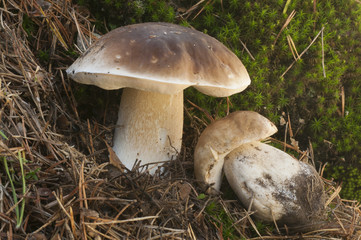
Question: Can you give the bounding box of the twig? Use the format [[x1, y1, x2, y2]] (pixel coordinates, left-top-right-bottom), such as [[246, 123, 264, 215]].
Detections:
[[284, 121, 288, 152], [325, 185, 342, 207], [273, 10, 296, 46], [71, 9, 87, 52], [321, 27, 326, 78], [186, 99, 214, 123], [53, 191, 72, 219], [239, 39, 255, 60], [79, 159, 87, 239], [341, 86, 345, 117], [287, 35, 300, 61], [283, 0, 292, 14], [84, 216, 159, 225], [192, 0, 212, 20], [281, 27, 325, 78], [179, 0, 205, 19], [38, 7, 68, 50]]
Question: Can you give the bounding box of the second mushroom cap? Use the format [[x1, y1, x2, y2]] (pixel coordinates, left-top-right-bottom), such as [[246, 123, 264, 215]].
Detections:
[[194, 111, 277, 191]]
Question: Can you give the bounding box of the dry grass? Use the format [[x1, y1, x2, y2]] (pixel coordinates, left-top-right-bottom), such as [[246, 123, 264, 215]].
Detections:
[[1, 0, 361, 239]]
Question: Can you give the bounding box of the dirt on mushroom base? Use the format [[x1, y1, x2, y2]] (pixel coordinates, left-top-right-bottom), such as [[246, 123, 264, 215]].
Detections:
[[275, 163, 326, 228], [0, 0, 360, 239]]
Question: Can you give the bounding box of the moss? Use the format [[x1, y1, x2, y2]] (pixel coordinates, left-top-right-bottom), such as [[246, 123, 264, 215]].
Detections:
[[183, 0, 361, 201], [22, 15, 37, 39], [205, 201, 239, 239], [74, 0, 175, 31], [326, 165, 361, 201], [37, 50, 50, 64]]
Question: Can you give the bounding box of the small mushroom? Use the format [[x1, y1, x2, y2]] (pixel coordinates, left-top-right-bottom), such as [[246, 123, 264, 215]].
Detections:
[[67, 23, 250, 174], [194, 111, 277, 191], [224, 141, 326, 226]]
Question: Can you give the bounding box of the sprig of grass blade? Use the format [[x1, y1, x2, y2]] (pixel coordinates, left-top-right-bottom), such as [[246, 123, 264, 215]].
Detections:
[[2, 150, 27, 229]]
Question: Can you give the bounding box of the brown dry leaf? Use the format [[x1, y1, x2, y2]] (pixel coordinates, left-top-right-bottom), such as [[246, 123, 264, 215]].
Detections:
[[105, 141, 126, 172], [290, 137, 299, 150], [81, 208, 100, 219], [29, 233, 48, 240], [56, 114, 71, 131], [280, 116, 286, 126], [37, 187, 53, 197], [178, 183, 192, 201]]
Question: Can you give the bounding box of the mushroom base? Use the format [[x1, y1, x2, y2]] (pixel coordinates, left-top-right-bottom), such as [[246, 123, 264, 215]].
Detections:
[[224, 141, 326, 227], [113, 88, 183, 174]]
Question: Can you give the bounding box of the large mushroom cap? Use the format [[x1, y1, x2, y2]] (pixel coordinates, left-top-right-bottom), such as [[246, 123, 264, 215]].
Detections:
[[66, 22, 250, 96], [194, 111, 277, 191]]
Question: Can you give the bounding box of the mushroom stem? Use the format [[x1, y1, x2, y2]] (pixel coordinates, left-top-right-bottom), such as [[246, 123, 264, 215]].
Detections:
[[113, 88, 183, 174]]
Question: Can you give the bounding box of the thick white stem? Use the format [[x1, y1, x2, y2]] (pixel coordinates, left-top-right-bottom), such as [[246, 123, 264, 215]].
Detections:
[[113, 88, 183, 174]]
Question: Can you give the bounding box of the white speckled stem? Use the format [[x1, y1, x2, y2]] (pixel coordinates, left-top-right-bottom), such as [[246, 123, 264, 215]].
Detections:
[[112, 88, 183, 174]]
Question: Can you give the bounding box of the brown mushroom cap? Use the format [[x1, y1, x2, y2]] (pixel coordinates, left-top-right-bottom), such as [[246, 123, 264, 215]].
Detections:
[[66, 22, 250, 96], [194, 111, 277, 191]]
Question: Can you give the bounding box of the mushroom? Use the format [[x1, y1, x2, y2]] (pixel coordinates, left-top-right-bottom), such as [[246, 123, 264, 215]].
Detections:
[[194, 111, 277, 191], [67, 22, 250, 173], [224, 141, 326, 226]]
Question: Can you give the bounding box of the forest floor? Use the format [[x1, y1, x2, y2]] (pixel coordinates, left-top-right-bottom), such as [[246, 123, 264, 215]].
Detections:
[[0, 0, 360, 239]]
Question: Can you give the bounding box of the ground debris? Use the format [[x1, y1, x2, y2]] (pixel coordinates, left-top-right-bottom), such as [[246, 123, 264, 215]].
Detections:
[[0, 0, 360, 239]]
